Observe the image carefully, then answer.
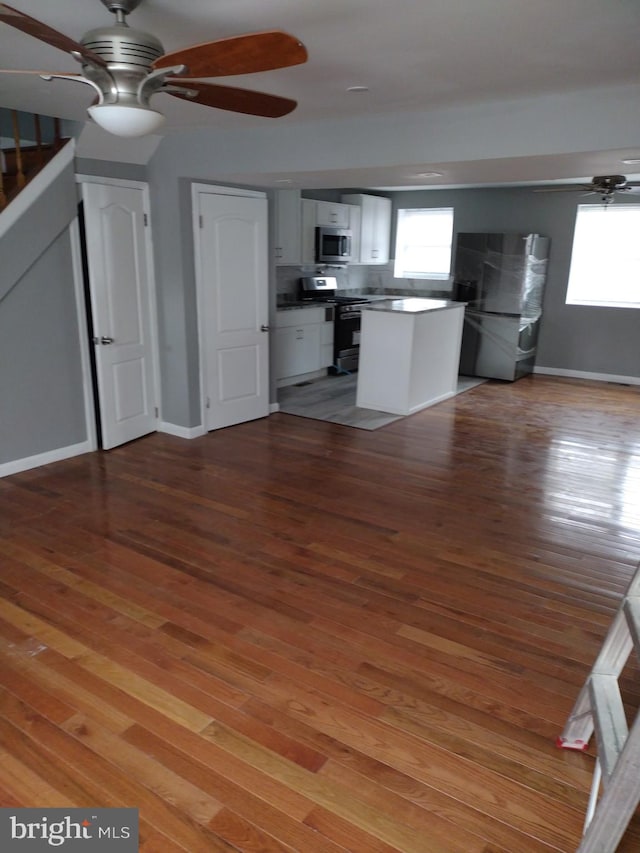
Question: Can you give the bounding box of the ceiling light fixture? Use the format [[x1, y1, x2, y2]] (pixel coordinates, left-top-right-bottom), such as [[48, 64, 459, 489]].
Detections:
[[88, 104, 166, 137], [346, 86, 369, 93], [413, 171, 443, 178], [622, 158, 640, 165]]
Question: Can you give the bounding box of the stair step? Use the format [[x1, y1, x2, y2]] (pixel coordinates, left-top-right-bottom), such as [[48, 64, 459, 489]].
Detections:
[[589, 673, 629, 783]]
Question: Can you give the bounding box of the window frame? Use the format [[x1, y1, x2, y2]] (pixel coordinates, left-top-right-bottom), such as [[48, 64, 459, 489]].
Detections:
[[565, 203, 640, 309], [393, 207, 454, 280]]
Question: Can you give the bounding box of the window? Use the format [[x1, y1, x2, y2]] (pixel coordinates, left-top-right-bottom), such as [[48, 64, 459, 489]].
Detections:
[[393, 207, 454, 279], [566, 204, 640, 308]]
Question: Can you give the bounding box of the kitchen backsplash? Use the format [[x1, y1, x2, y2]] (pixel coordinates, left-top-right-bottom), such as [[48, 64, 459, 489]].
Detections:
[[276, 263, 452, 300]]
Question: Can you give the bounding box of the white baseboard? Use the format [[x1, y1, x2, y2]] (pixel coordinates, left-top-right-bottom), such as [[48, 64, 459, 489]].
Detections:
[[270, 402, 280, 413], [0, 439, 93, 478], [534, 366, 640, 386], [158, 422, 207, 439]]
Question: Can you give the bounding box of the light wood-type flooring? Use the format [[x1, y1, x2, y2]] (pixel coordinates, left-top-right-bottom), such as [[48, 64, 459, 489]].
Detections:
[[277, 374, 485, 430], [1, 374, 640, 852]]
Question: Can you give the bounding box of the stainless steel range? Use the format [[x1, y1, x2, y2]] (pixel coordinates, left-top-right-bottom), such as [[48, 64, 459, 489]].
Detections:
[[298, 276, 370, 373]]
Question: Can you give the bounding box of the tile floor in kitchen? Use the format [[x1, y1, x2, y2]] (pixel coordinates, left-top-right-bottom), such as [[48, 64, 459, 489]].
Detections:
[[277, 373, 486, 430]]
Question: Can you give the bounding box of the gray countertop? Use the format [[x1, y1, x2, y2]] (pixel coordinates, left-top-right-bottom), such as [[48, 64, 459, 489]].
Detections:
[[361, 297, 464, 314]]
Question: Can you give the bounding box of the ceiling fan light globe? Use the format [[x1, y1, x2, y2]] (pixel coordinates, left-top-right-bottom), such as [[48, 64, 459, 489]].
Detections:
[[88, 104, 165, 137]]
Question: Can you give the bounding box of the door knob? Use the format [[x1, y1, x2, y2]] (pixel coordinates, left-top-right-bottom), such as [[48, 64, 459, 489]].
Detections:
[[260, 324, 270, 332], [100, 336, 114, 345]]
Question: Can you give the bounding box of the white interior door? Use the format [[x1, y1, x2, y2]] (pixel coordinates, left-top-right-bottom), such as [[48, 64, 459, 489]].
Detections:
[[82, 181, 158, 450], [194, 187, 269, 431]]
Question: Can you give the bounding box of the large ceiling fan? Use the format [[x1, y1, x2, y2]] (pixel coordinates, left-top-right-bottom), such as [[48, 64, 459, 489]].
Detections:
[[0, 0, 308, 136], [534, 175, 640, 205]]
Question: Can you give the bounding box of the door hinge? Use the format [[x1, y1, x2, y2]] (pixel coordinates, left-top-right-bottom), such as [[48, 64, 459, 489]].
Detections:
[[143, 213, 149, 227], [199, 214, 204, 229], [154, 407, 159, 418], [206, 397, 211, 409]]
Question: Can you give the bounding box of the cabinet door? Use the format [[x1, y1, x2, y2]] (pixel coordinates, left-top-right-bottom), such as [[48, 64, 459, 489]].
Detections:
[[320, 320, 334, 367], [273, 189, 301, 264], [361, 196, 391, 264], [274, 324, 323, 379], [371, 196, 392, 264], [345, 204, 361, 261], [340, 193, 391, 264], [301, 199, 317, 264], [315, 201, 350, 228]]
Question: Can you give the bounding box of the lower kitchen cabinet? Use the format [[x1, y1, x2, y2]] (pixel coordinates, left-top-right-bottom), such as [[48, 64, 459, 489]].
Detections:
[[274, 307, 334, 385]]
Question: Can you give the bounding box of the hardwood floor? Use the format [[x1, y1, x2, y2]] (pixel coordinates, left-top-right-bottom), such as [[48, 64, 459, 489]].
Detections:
[[1, 374, 640, 852]]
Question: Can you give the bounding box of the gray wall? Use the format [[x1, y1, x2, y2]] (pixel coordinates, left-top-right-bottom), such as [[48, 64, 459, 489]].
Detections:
[[385, 186, 640, 377], [0, 158, 88, 464], [146, 143, 274, 429], [75, 157, 148, 183], [146, 155, 640, 432], [143, 83, 640, 428]]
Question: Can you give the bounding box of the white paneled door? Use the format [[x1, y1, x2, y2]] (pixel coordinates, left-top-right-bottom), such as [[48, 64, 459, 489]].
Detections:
[[194, 187, 269, 431], [82, 181, 158, 450]]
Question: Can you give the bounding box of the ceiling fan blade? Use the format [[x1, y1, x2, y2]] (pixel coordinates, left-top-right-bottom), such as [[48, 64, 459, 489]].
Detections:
[[0, 69, 81, 76], [153, 31, 307, 78], [166, 80, 297, 117], [0, 3, 106, 67], [532, 186, 587, 193]]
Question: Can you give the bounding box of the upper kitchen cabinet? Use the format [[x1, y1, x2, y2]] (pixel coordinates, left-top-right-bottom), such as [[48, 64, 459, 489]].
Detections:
[[273, 189, 302, 265], [315, 200, 351, 228], [341, 193, 392, 264], [301, 199, 317, 265]]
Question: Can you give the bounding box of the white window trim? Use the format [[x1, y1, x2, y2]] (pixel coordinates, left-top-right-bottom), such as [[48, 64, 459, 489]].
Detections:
[[393, 207, 454, 280], [566, 203, 640, 309]]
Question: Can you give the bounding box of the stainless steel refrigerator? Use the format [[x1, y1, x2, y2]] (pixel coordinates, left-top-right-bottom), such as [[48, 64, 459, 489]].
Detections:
[[453, 232, 550, 381]]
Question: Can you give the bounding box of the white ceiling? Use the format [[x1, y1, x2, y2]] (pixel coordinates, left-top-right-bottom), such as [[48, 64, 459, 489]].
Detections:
[[1, 0, 640, 189]]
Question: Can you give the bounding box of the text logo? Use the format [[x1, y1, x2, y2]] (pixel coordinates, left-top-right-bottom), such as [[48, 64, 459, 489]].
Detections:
[[0, 809, 138, 851]]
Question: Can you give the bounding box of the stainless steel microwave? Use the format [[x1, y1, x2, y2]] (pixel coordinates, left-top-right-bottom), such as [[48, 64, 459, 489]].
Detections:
[[315, 226, 353, 264]]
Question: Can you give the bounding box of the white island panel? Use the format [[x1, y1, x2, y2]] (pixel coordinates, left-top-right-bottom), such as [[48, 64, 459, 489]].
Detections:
[[356, 300, 465, 416]]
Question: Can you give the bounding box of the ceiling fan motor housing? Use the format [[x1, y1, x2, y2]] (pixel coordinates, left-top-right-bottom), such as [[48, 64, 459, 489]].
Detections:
[[594, 175, 627, 190], [80, 21, 166, 105], [81, 24, 164, 73]]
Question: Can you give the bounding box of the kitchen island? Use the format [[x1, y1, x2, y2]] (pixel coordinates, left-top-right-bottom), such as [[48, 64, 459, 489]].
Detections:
[[356, 298, 465, 415]]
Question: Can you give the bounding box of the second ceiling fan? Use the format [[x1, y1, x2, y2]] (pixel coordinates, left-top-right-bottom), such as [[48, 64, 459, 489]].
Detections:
[[0, 0, 308, 136], [534, 175, 640, 205]]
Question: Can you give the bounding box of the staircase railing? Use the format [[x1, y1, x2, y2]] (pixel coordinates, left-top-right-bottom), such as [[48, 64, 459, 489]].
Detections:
[[0, 110, 63, 212]]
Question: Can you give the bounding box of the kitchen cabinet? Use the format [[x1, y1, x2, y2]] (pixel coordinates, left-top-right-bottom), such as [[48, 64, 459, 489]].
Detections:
[[273, 189, 301, 264], [341, 193, 392, 264], [315, 200, 351, 228], [300, 198, 317, 265], [274, 306, 334, 385]]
